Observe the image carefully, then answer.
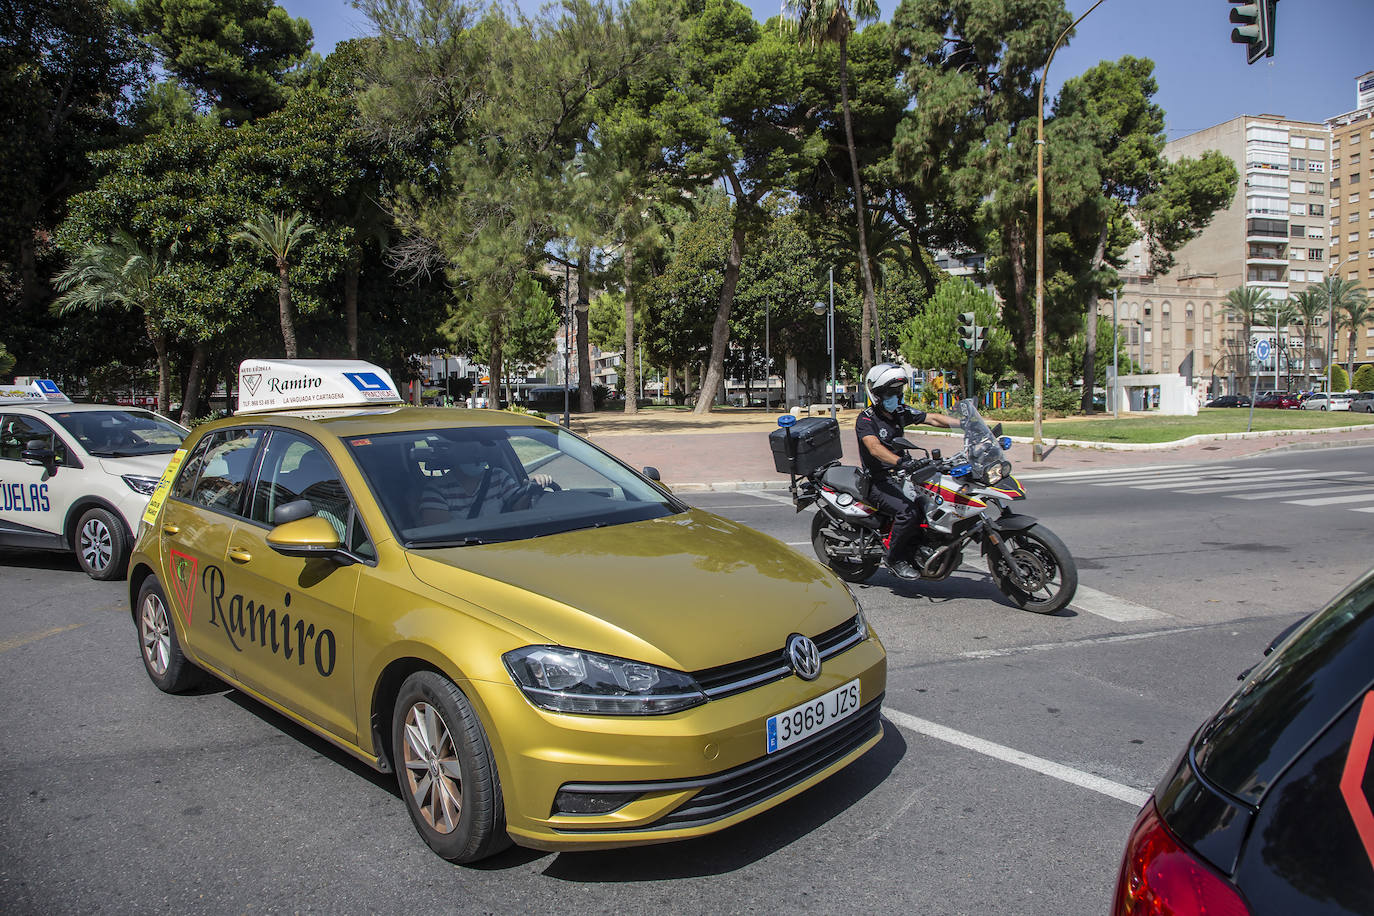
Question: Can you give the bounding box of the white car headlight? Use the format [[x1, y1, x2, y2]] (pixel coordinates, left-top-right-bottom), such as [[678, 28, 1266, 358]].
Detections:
[[503, 646, 707, 716], [122, 474, 160, 495]]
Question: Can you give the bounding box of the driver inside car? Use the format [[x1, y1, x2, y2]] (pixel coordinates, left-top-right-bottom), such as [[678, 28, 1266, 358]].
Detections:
[[414, 441, 553, 525]]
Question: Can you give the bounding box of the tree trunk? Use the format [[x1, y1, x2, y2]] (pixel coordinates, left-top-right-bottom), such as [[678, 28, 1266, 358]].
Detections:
[[1350, 330, 1358, 380], [345, 253, 360, 358], [179, 344, 207, 426], [277, 260, 297, 358], [577, 252, 594, 413], [487, 314, 503, 408], [1079, 221, 1110, 413], [1008, 222, 1033, 374], [694, 195, 747, 415], [838, 33, 878, 375], [145, 314, 171, 416], [785, 354, 799, 408], [623, 247, 637, 415]]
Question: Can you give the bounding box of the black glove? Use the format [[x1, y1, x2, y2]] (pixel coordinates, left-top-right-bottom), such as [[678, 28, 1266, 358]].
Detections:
[[896, 456, 920, 473]]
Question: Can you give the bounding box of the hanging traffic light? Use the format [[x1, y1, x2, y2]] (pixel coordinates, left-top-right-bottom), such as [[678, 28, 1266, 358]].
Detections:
[[1229, 0, 1277, 65]]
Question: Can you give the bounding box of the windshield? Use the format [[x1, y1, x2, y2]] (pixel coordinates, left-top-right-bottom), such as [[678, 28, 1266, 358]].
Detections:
[[49, 409, 188, 457], [955, 399, 1002, 472], [345, 424, 683, 548]]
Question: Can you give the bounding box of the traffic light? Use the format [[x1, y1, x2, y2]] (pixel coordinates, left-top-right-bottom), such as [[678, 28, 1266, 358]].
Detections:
[[958, 312, 987, 352], [1229, 0, 1277, 65]]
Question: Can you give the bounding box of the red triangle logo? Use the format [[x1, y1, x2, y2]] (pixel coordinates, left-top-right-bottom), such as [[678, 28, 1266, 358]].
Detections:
[[168, 549, 198, 625]]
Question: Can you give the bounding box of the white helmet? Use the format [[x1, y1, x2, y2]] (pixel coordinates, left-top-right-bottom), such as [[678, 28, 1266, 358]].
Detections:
[[865, 363, 908, 404]]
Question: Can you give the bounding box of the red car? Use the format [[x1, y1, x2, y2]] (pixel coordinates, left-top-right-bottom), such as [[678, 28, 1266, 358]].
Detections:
[[1253, 392, 1300, 409]]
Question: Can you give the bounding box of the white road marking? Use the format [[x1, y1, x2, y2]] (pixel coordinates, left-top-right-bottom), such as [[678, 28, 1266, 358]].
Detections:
[[1085, 466, 1252, 484], [1228, 486, 1366, 500], [961, 626, 1210, 659], [1171, 472, 1364, 494], [748, 490, 802, 506], [1287, 491, 1374, 507], [1125, 468, 1314, 489], [1353, 506, 1374, 513], [1021, 463, 1221, 481], [885, 708, 1151, 808], [1068, 584, 1170, 621]]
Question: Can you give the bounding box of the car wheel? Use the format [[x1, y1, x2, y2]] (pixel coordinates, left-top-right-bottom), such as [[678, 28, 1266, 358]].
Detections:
[[392, 671, 511, 863], [75, 507, 129, 580], [137, 576, 202, 693]]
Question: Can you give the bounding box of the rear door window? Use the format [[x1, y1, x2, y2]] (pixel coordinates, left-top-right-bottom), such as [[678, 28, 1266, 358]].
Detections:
[[183, 428, 263, 517]]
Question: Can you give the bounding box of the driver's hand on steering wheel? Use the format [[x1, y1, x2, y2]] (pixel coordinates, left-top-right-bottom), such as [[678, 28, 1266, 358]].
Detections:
[[530, 473, 554, 489]]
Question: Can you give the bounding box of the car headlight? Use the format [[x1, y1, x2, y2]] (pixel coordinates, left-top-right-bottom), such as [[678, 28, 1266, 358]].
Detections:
[[503, 646, 707, 716], [122, 474, 160, 495]]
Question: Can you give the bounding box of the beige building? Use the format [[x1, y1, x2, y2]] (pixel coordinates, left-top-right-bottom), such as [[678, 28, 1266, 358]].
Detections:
[[1103, 114, 1333, 395], [1326, 70, 1374, 370]]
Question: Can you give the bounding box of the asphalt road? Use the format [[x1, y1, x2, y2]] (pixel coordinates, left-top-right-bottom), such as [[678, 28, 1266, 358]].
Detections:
[[1, 444, 1370, 915]]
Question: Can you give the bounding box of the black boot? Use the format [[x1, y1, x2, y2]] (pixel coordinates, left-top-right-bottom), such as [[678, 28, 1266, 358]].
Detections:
[[884, 555, 920, 579]]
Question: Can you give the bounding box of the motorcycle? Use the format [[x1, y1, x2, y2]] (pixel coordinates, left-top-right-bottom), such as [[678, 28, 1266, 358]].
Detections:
[[772, 399, 1078, 614]]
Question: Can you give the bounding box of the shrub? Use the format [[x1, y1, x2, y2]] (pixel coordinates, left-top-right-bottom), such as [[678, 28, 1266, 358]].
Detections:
[[504, 405, 545, 419], [1005, 386, 1079, 414], [1330, 365, 1350, 392], [592, 384, 610, 409], [1352, 364, 1374, 392]]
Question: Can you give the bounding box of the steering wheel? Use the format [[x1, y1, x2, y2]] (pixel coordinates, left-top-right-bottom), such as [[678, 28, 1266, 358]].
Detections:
[[502, 479, 560, 512]]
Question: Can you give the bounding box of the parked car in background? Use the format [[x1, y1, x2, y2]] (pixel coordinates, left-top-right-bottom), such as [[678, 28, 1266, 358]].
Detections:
[[1205, 394, 1251, 408], [1352, 391, 1374, 413], [1112, 567, 1374, 914], [1253, 392, 1301, 409], [1300, 391, 1352, 411]]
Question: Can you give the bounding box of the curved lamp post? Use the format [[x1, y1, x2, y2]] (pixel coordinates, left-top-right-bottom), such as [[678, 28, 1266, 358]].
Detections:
[[1034, 0, 1111, 460]]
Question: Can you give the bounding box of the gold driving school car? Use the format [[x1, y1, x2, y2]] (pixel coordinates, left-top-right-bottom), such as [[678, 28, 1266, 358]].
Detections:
[[129, 360, 887, 862]]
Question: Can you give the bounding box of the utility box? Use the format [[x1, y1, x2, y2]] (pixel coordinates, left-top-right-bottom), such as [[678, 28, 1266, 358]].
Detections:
[[769, 417, 842, 476]]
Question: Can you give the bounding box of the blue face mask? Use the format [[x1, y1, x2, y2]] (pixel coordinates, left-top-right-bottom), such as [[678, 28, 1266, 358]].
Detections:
[[881, 394, 901, 412]]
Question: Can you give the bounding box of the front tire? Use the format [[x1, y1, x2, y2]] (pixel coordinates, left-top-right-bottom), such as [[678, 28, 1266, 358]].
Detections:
[[137, 576, 201, 692], [811, 512, 879, 583], [987, 525, 1078, 615], [75, 507, 129, 580], [392, 671, 511, 863]]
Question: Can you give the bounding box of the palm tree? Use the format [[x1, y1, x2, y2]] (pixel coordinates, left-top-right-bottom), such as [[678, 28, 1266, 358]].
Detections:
[[782, 0, 881, 377], [1335, 288, 1373, 381], [234, 211, 316, 358], [1315, 275, 1366, 384], [1272, 297, 1298, 388], [53, 231, 177, 413], [1289, 287, 1327, 388], [1222, 286, 1272, 393]]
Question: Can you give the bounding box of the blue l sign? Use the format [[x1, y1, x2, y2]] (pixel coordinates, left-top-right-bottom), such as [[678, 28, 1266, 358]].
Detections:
[[344, 372, 391, 392]]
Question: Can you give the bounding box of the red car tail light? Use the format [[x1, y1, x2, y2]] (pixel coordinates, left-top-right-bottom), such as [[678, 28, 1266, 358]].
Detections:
[[1112, 799, 1251, 916]]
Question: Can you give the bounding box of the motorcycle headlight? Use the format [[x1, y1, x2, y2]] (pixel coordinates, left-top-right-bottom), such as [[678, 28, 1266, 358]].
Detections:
[[503, 646, 707, 716], [122, 474, 160, 495]]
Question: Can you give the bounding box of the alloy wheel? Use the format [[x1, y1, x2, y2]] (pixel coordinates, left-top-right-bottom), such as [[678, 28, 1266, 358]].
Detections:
[[81, 517, 113, 571], [140, 592, 171, 676], [402, 701, 463, 834]]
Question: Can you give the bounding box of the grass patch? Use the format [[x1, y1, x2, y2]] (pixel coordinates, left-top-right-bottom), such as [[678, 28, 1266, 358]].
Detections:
[[996, 409, 1374, 444]]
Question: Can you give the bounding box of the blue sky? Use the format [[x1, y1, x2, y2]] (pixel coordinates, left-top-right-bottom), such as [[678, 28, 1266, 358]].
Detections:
[[281, 0, 1372, 135]]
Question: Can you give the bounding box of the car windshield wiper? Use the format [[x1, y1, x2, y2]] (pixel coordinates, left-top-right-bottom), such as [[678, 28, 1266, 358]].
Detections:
[[405, 536, 510, 549]]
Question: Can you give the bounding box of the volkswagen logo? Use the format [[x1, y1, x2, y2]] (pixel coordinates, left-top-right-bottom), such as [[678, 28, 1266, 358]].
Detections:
[[786, 634, 821, 681]]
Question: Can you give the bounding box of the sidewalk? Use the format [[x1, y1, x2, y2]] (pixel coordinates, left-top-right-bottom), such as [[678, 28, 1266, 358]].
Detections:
[[564, 408, 1374, 491]]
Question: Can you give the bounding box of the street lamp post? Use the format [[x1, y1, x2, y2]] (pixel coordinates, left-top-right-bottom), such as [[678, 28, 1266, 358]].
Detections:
[[812, 273, 836, 420], [562, 262, 571, 427], [1111, 289, 1119, 419], [1034, 0, 1110, 461], [765, 297, 770, 409]]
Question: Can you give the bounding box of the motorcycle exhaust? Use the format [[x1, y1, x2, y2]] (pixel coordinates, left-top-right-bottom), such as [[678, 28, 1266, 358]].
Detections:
[[921, 544, 963, 580]]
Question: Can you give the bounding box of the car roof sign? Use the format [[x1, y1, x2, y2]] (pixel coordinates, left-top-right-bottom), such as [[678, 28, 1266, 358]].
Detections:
[[0, 380, 71, 405], [235, 359, 403, 414]]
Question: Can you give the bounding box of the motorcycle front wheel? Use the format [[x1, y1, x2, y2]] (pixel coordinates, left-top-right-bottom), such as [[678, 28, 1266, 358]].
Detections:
[[811, 512, 880, 583], [988, 525, 1078, 614]]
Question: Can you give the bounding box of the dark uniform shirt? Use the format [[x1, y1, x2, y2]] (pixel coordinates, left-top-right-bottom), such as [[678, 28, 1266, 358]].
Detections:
[[855, 405, 927, 476]]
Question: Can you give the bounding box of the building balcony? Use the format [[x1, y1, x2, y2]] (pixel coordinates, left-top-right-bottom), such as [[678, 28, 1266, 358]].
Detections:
[[1247, 255, 1289, 266], [1245, 279, 1290, 291]]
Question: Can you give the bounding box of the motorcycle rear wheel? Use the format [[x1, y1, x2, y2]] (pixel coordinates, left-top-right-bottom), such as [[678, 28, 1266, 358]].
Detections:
[[811, 513, 880, 583], [988, 525, 1077, 614]]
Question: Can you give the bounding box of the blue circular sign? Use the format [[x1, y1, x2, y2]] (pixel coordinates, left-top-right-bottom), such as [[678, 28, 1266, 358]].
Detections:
[[1255, 339, 1272, 361]]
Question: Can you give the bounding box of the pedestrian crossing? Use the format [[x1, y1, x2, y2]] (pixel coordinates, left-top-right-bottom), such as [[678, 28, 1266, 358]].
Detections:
[[1028, 463, 1374, 515]]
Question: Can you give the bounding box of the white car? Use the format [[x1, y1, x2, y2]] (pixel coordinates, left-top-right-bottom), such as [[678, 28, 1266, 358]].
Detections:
[[1, 382, 189, 579], [1300, 392, 1352, 411]]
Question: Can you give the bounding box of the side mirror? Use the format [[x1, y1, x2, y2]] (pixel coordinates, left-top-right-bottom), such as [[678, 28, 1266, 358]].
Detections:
[[21, 439, 56, 472], [267, 515, 352, 565], [642, 466, 661, 481], [273, 498, 317, 526]]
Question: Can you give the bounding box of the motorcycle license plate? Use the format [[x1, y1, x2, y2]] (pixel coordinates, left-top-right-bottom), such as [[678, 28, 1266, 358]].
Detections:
[[766, 679, 860, 754]]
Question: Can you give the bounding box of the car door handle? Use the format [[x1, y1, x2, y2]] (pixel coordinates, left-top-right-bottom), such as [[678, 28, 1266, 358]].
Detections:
[[228, 547, 253, 564], [161, 523, 180, 535]]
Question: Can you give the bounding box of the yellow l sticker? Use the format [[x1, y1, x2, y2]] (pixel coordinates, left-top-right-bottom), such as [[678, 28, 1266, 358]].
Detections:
[[141, 448, 187, 527]]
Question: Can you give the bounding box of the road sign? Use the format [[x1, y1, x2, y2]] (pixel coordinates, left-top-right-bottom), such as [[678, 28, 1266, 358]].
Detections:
[[1254, 339, 1272, 362]]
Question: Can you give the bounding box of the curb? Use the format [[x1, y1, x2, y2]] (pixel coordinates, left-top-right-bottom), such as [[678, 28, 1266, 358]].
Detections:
[[1001, 422, 1374, 452]]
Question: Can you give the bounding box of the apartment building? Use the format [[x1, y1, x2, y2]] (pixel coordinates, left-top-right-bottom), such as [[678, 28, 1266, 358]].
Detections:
[[1103, 114, 1332, 394], [1326, 70, 1374, 369]]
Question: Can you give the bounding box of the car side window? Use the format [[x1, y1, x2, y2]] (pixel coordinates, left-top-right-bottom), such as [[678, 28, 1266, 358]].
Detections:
[[249, 431, 372, 558], [0, 414, 71, 465], [172, 436, 217, 501], [187, 428, 263, 516]]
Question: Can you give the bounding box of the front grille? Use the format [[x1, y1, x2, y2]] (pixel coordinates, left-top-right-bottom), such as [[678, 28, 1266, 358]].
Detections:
[[553, 695, 883, 833], [693, 614, 865, 700]]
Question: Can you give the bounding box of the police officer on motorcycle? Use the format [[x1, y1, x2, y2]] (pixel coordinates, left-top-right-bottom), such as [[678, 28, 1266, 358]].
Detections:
[[856, 363, 959, 579]]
